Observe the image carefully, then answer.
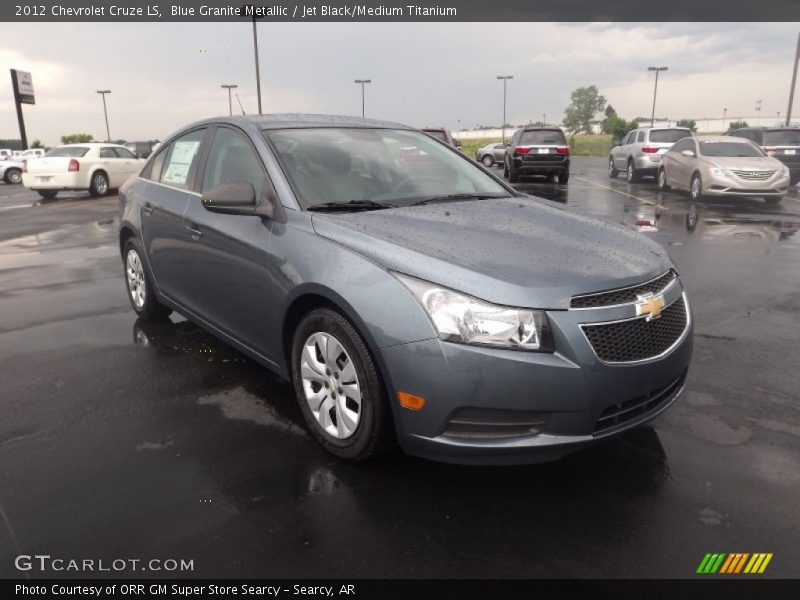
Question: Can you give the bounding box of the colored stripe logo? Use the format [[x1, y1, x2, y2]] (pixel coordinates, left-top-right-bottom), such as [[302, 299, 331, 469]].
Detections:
[[697, 553, 773, 574]]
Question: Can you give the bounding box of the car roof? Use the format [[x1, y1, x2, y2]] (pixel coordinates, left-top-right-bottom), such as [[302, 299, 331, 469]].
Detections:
[[520, 126, 563, 131], [180, 114, 413, 131], [695, 135, 747, 142], [640, 126, 691, 130]]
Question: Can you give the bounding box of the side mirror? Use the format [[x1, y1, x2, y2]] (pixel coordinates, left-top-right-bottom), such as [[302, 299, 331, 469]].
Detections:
[[201, 181, 262, 216], [681, 149, 695, 157]]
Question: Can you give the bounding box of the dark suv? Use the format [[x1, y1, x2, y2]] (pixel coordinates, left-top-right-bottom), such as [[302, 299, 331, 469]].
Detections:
[[504, 127, 570, 183], [724, 127, 800, 184]]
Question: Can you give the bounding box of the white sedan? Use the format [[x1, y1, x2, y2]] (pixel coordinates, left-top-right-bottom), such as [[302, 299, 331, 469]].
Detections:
[[22, 143, 145, 199]]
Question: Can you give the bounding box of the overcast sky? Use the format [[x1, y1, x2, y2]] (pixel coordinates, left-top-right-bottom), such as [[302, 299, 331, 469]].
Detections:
[[1, 22, 798, 144]]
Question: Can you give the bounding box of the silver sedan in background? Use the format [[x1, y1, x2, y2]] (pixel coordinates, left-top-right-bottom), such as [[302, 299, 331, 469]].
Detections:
[[658, 135, 790, 204], [475, 141, 506, 167]]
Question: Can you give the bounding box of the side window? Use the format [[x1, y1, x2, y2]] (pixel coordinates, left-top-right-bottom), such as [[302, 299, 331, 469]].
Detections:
[[201, 127, 269, 201], [99, 147, 116, 158], [113, 147, 137, 159], [637, 131, 645, 143], [624, 132, 635, 145], [144, 146, 167, 181], [672, 139, 687, 153], [160, 129, 206, 190]]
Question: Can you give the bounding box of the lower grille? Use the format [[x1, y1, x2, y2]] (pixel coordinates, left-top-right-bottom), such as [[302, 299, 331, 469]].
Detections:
[[732, 170, 775, 180], [442, 407, 547, 440], [582, 297, 688, 363], [594, 371, 686, 434]]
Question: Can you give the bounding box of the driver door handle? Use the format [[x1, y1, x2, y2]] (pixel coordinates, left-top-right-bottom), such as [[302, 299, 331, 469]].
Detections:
[[142, 202, 153, 216], [185, 223, 203, 240]]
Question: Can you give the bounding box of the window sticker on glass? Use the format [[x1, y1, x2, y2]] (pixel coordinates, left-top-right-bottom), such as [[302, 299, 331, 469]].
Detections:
[[162, 140, 201, 186]]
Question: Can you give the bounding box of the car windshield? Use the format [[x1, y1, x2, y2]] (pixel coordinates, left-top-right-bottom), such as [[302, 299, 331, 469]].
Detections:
[[45, 146, 90, 158], [519, 130, 566, 145], [265, 128, 510, 209], [698, 141, 766, 157], [764, 129, 800, 146], [649, 129, 691, 144], [424, 130, 448, 142]]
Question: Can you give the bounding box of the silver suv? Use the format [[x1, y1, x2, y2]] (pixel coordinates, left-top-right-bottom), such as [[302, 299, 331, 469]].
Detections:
[[609, 126, 693, 182]]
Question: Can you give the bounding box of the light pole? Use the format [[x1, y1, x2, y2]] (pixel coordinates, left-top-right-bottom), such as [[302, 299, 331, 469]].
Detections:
[[252, 17, 263, 115], [722, 107, 728, 131], [354, 79, 371, 118], [96, 90, 111, 142], [543, 113, 546, 126], [221, 84, 238, 116], [497, 75, 513, 143], [786, 32, 800, 126], [647, 66, 668, 127]]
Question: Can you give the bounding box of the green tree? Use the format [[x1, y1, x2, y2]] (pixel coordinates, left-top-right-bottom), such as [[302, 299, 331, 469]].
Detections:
[[31, 139, 43, 148], [676, 119, 697, 132], [61, 133, 94, 144], [563, 86, 607, 134], [728, 120, 749, 130], [601, 105, 638, 143]]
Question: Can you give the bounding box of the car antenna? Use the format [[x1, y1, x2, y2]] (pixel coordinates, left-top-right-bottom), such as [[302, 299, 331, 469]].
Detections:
[[235, 93, 246, 116]]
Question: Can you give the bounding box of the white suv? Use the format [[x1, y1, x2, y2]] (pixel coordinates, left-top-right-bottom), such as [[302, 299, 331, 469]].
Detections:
[[609, 126, 693, 182]]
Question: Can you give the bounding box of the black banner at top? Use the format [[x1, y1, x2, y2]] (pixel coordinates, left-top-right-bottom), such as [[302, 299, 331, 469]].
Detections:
[[3, 0, 800, 22]]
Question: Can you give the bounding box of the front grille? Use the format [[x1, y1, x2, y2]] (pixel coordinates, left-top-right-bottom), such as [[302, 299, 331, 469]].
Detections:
[[582, 297, 687, 363], [441, 407, 547, 440], [732, 170, 775, 180], [593, 371, 686, 434], [570, 270, 676, 309]]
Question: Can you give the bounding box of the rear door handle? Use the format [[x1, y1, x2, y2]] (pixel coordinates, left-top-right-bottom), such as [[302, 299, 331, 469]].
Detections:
[[142, 202, 153, 216], [185, 223, 203, 240]]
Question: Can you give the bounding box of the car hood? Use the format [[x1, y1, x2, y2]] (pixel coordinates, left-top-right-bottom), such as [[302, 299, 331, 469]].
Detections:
[[311, 197, 672, 309], [702, 156, 785, 171]]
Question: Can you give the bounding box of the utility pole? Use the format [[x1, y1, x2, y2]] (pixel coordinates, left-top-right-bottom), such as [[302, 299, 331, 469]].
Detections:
[[497, 75, 513, 143], [221, 84, 238, 116], [648, 66, 668, 127], [252, 17, 263, 115], [354, 79, 371, 118], [722, 107, 728, 131], [786, 32, 800, 126], [96, 90, 111, 142]]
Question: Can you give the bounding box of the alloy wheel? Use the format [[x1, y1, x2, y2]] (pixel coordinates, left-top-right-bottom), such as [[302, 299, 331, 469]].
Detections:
[[300, 332, 362, 439], [126, 249, 146, 309], [691, 177, 701, 200], [95, 173, 108, 195], [7, 169, 21, 184]]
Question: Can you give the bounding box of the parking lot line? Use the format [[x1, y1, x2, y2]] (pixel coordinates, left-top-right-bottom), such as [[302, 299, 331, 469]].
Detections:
[[574, 176, 667, 210]]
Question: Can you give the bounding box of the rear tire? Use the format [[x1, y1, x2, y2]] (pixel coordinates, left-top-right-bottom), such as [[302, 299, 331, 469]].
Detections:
[[608, 157, 619, 178], [690, 174, 704, 201], [4, 168, 21, 184], [89, 170, 109, 197], [559, 167, 570, 184], [37, 190, 57, 199], [123, 238, 172, 321], [291, 308, 393, 461], [507, 160, 520, 183], [657, 167, 670, 190]]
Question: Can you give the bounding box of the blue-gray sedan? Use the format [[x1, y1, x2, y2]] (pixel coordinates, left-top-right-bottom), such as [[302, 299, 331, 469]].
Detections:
[[119, 114, 692, 464]]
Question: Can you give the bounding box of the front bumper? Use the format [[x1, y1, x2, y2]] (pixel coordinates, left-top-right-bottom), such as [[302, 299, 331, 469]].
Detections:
[[380, 282, 693, 464], [702, 171, 790, 196]]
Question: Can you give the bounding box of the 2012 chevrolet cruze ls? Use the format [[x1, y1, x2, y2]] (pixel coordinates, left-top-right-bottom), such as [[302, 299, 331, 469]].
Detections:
[[119, 115, 692, 464]]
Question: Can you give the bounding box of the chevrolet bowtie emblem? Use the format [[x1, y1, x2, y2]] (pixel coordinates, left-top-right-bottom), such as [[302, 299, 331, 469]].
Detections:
[[635, 293, 666, 321]]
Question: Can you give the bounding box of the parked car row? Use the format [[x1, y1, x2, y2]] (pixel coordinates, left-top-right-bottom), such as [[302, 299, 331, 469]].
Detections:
[[609, 125, 797, 204]]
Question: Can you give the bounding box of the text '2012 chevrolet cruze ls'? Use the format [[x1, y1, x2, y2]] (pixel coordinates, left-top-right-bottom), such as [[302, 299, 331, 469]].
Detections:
[[119, 115, 692, 464]]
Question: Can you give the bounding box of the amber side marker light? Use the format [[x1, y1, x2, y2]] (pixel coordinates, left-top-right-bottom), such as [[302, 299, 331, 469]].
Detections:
[[398, 391, 426, 410]]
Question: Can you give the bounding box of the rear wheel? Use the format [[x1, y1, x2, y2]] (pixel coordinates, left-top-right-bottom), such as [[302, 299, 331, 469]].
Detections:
[[4, 168, 21, 184], [626, 160, 640, 183], [292, 308, 393, 461], [89, 171, 109, 197], [559, 167, 570, 184], [123, 238, 172, 321], [657, 167, 670, 190], [608, 157, 619, 178], [37, 190, 57, 199], [507, 159, 520, 183], [481, 155, 494, 167]]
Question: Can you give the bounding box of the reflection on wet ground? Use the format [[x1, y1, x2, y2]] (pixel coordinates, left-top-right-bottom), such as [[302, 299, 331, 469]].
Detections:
[[0, 159, 799, 578]]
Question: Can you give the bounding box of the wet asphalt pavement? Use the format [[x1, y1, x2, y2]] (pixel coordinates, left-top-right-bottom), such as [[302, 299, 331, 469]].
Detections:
[[0, 157, 798, 579]]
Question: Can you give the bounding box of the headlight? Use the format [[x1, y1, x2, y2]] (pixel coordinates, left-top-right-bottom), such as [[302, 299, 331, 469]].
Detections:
[[394, 273, 554, 352], [708, 165, 726, 176], [780, 166, 790, 177]]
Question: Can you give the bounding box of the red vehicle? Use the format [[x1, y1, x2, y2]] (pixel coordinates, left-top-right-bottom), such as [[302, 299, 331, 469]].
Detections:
[[421, 127, 462, 151]]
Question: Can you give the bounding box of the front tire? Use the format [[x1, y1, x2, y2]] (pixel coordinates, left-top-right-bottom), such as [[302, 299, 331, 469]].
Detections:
[[4, 168, 22, 184], [690, 174, 704, 201], [657, 167, 670, 190], [292, 308, 393, 461], [481, 155, 494, 167], [123, 238, 172, 321], [89, 170, 109, 197], [627, 160, 640, 183]]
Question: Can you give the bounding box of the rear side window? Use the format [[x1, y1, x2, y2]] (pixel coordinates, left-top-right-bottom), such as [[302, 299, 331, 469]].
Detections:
[[764, 129, 800, 146], [99, 148, 116, 158], [637, 131, 645, 142], [45, 146, 90, 158], [113, 147, 137, 159], [160, 129, 206, 190], [519, 130, 567, 145], [649, 129, 691, 143]]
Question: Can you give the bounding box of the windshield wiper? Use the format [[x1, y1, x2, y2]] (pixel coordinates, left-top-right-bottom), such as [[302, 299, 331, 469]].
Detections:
[[307, 200, 397, 212], [409, 193, 510, 206]]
